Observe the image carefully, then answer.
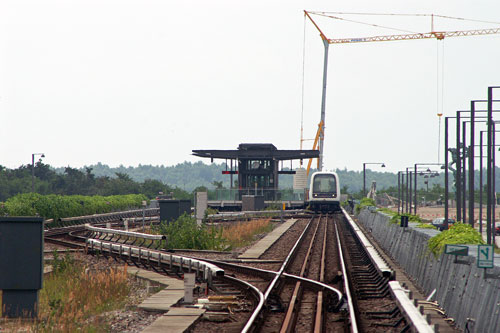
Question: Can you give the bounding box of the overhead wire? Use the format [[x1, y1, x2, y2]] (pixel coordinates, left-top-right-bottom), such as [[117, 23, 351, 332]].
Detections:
[[300, 14, 307, 158], [309, 12, 500, 26], [311, 12, 420, 34]]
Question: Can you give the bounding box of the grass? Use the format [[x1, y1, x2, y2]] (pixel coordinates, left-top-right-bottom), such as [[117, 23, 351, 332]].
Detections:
[[355, 198, 376, 214], [222, 218, 273, 248], [1, 252, 131, 332]]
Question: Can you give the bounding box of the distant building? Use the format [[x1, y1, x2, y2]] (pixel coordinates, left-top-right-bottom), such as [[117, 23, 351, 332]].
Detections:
[[192, 143, 319, 199]]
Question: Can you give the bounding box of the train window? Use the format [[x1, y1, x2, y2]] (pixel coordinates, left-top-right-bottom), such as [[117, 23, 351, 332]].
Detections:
[[313, 174, 336, 194]]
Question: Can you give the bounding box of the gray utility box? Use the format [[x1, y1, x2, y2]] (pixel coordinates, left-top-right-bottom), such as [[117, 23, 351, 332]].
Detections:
[[242, 195, 265, 211], [179, 200, 191, 216], [0, 217, 44, 318], [159, 199, 192, 224]]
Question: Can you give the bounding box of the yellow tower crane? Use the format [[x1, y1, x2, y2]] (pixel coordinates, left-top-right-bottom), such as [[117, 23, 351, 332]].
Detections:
[[303, 11, 500, 176]]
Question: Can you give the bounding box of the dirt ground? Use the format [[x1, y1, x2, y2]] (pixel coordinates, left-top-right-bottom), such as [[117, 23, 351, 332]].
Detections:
[[391, 205, 500, 223]]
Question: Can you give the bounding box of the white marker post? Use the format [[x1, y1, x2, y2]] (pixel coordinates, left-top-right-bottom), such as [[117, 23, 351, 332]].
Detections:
[[184, 273, 196, 303]]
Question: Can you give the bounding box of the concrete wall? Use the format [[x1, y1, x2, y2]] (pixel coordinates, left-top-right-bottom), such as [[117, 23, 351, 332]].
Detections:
[[357, 209, 500, 332]]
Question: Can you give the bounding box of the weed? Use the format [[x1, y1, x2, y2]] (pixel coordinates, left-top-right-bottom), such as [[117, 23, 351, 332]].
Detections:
[[2, 258, 130, 332], [222, 219, 273, 248], [416, 223, 437, 230], [354, 198, 376, 214]]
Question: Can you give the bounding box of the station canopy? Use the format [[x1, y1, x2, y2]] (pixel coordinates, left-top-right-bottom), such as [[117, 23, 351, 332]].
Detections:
[[192, 143, 319, 161]]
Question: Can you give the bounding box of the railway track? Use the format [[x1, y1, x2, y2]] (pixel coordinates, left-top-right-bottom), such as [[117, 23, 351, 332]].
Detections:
[[45, 208, 435, 332], [192, 210, 435, 332], [44, 209, 160, 248]]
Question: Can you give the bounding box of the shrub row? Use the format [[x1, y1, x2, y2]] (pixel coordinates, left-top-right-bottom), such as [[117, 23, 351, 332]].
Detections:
[[0, 193, 148, 220]]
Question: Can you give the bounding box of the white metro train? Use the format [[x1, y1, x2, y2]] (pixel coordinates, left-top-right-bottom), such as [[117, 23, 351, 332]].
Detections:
[[307, 171, 341, 212]]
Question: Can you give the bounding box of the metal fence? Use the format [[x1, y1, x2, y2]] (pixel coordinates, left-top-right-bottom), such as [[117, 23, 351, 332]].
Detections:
[[211, 188, 307, 201]]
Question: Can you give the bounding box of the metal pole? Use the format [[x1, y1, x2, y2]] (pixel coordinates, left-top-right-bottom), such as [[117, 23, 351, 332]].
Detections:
[[469, 102, 475, 227], [31, 154, 35, 192], [480, 131, 483, 233], [230, 159, 233, 190], [318, 39, 329, 171], [444, 117, 449, 229], [403, 172, 407, 213], [456, 112, 462, 222], [414, 164, 418, 215], [409, 171, 412, 214], [493, 122, 496, 245], [406, 168, 409, 213], [462, 121, 467, 222], [487, 88, 493, 245], [363, 163, 366, 197], [398, 172, 401, 215]]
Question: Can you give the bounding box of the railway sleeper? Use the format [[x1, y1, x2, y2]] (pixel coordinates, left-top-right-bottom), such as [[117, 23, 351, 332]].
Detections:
[[365, 306, 401, 319], [356, 282, 390, 293], [351, 265, 378, 274], [372, 316, 407, 329], [357, 291, 390, 299], [353, 273, 384, 281], [354, 278, 388, 287], [211, 281, 242, 295]]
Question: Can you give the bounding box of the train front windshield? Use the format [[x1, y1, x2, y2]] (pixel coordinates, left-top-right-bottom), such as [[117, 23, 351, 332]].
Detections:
[[312, 174, 337, 196]]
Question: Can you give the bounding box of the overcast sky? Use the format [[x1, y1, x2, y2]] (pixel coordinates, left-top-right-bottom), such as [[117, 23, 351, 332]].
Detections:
[[1, 0, 500, 172]]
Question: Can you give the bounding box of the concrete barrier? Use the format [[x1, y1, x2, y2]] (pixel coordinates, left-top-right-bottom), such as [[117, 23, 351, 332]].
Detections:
[[357, 209, 500, 332]]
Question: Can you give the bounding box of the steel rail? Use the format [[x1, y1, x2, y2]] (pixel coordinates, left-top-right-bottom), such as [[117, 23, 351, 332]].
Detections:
[[314, 215, 328, 333], [335, 221, 359, 333], [189, 258, 343, 302], [341, 209, 435, 332], [241, 216, 315, 333], [281, 215, 322, 333], [221, 274, 265, 317]]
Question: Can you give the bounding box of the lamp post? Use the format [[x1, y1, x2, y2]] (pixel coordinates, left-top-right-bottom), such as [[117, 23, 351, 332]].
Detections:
[[31, 153, 45, 192], [475, 131, 500, 235], [398, 171, 401, 214], [363, 162, 386, 196], [397, 170, 408, 214], [413, 163, 444, 215]]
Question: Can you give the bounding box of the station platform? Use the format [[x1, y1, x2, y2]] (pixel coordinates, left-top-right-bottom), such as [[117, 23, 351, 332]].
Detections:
[[142, 308, 205, 333], [128, 267, 204, 333], [239, 218, 298, 259]]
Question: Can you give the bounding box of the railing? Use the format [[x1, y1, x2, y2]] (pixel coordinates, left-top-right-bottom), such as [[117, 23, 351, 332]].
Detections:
[[211, 188, 307, 201]]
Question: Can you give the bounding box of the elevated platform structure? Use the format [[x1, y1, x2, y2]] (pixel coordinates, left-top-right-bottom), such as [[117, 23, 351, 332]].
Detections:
[[193, 143, 318, 201]]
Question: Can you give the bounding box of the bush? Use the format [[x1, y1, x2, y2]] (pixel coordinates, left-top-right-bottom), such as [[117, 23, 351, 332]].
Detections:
[[354, 197, 376, 214], [153, 214, 229, 251], [2, 193, 148, 220], [427, 223, 484, 257]]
